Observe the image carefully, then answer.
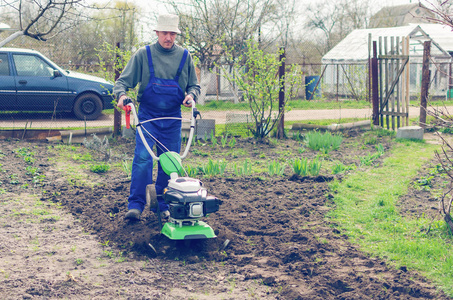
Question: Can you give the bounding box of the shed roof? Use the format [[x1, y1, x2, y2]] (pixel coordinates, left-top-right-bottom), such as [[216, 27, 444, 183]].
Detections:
[[322, 24, 453, 63], [419, 23, 453, 53]]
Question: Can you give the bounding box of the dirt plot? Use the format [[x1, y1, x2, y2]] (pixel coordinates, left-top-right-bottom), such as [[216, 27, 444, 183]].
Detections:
[[0, 131, 450, 299]]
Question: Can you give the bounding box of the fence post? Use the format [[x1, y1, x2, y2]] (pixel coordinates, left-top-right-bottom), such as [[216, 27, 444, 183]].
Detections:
[[450, 62, 453, 99], [368, 33, 372, 103], [277, 47, 285, 139], [113, 42, 122, 137], [371, 41, 379, 126], [420, 41, 431, 128]]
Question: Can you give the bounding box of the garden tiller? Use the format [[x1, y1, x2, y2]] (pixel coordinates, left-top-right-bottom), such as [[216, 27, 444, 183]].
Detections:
[[123, 98, 221, 240]]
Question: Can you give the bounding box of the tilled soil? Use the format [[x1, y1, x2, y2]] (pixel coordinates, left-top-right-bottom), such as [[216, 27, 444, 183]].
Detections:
[[0, 132, 450, 299]]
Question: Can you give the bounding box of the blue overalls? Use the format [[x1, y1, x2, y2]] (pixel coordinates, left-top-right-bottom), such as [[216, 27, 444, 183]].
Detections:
[[128, 45, 189, 213]]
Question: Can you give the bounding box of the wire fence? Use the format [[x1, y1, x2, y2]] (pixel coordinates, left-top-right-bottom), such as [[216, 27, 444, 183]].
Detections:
[[1, 43, 452, 140]]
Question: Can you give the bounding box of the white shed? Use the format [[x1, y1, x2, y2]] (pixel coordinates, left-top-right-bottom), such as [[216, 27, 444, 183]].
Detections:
[[321, 24, 453, 99]]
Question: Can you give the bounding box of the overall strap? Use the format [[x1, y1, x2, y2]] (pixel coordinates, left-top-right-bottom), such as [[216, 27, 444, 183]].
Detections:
[[145, 45, 155, 77], [174, 49, 189, 81]]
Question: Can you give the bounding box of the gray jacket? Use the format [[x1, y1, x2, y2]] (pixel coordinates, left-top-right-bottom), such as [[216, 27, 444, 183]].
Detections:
[[114, 42, 200, 102]]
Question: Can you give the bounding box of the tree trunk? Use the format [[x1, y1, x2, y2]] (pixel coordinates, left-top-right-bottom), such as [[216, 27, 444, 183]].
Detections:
[[444, 214, 453, 234], [420, 41, 431, 128], [277, 47, 285, 139]]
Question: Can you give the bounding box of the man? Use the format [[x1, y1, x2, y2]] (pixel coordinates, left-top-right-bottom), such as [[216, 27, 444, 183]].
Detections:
[[114, 14, 200, 221]]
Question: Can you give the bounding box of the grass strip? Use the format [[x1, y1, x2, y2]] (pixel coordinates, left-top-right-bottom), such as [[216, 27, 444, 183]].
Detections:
[[328, 140, 453, 296]]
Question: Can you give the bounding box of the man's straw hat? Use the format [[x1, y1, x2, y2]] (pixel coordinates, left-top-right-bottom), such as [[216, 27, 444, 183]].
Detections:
[[154, 14, 181, 34]]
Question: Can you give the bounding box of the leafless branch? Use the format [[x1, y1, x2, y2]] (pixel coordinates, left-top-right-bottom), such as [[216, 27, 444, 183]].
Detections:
[[0, 0, 133, 45], [419, 0, 453, 27]]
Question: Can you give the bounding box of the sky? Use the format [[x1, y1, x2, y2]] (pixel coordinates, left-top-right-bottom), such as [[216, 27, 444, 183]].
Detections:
[[116, 0, 424, 42], [124, 0, 422, 15], [123, 0, 419, 13], [96, 0, 423, 24], [0, 0, 433, 42]]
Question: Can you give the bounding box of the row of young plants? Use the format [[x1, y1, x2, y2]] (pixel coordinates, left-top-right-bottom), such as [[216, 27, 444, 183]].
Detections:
[[182, 157, 322, 178], [192, 129, 344, 152], [48, 129, 385, 183], [46, 130, 388, 185], [177, 130, 386, 178], [187, 131, 238, 148], [181, 141, 385, 178]]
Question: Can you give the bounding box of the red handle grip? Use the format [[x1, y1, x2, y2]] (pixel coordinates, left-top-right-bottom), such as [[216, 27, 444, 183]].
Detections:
[[123, 106, 131, 129]]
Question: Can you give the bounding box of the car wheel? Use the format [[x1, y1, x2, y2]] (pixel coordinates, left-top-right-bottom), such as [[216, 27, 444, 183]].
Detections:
[[73, 93, 103, 120]]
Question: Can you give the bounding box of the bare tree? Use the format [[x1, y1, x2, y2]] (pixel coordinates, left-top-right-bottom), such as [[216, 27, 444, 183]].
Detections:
[[162, 0, 296, 104], [0, 0, 134, 48], [305, 0, 370, 56], [422, 0, 453, 232], [421, 0, 453, 27], [58, 1, 139, 66], [305, 2, 339, 55], [428, 111, 453, 233], [343, 0, 371, 30], [0, 0, 86, 46], [0, 0, 139, 72], [271, 0, 297, 48]]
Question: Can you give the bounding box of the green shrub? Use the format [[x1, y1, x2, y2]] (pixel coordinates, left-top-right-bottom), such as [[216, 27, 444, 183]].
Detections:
[[121, 160, 132, 178], [228, 136, 237, 148], [306, 131, 343, 153], [359, 143, 385, 167], [184, 165, 200, 177], [234, 159, 252, 176], [268, 160, 286, 176], [308, 158, 322, 176], [332, 162, 356, 174], [90, 163, 110, 173], [201, 159, 227, 177], [292, 157, 322, 176]]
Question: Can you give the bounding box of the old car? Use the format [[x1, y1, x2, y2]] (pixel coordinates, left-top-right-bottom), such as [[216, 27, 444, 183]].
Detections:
[[0, 48, 114, 120]]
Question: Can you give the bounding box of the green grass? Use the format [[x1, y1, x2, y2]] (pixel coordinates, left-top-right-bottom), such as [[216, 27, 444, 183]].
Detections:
[[48, 145, 111, 186], [286, 117, 367, 127], [215, 123, 251, 138], [147, 97, 453, 114], [209, 98, 453, 111], [287, 99, 372, 109], [101, 108, 115, 115], [185, 99, 373, 112], [328, 140, 453, 296]]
